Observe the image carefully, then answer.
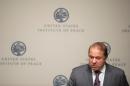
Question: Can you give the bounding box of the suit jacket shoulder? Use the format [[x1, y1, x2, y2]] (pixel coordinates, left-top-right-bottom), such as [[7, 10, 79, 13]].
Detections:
[[72, 64, 89, 72], [68, 64, 93, 86], [106, 64, 124, 74], [103, 63, 129, 86]]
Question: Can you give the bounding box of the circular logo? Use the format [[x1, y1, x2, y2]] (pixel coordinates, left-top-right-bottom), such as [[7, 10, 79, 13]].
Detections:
[[103, 42, 111, 55], [53, 75, 68, 86], [54, 8, 69, 23], [11, 41, 26, 56]]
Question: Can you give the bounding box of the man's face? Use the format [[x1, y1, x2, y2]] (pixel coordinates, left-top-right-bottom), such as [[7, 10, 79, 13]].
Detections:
[[88, 47, 106, 71]]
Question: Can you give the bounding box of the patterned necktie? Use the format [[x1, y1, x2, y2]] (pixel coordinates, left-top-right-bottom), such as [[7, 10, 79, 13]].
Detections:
[[94, 71, 101, 86]]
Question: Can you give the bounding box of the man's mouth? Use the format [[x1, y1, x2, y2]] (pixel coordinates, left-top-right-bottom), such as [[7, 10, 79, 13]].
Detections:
[[91, 65, 98, 68]]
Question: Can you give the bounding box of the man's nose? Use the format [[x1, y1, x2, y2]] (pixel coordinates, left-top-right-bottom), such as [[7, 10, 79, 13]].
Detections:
[[92, 58, 97, 63]]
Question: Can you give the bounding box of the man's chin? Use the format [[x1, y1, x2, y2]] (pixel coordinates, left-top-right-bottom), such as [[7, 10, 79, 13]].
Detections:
[[91, 67, 99, 71]]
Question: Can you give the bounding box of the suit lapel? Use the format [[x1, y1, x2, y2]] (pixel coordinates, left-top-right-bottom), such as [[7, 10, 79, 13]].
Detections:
[[103, 63, 111, 86], [86, 65, 93, 86]]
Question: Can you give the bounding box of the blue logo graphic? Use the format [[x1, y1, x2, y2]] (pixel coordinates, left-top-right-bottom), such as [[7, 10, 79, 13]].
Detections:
[[11, 41, 26, 56], [53, 75, 68, 86], [54, 8, 69, 23]]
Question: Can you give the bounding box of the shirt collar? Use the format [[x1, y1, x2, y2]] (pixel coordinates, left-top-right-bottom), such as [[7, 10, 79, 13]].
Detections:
[[100, 64, 106, 74]]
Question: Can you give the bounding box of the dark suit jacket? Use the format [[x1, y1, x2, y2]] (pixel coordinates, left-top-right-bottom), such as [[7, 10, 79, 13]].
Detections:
[[68, 63, 129, 86]]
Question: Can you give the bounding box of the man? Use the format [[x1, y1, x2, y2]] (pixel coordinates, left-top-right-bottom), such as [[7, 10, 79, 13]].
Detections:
[[68, 42, 129, 86]]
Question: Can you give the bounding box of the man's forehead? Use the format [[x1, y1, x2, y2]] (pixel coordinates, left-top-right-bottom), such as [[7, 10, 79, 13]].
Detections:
[[89, 47, 104, 54], [90, 46, 103, 51]]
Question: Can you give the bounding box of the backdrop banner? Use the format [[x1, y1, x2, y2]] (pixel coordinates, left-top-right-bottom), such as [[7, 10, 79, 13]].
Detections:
[[0, 0, 130, 86]]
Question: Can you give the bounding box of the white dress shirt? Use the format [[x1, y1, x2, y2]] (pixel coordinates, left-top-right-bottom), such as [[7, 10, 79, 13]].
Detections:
[[92, 65, 106, 86]]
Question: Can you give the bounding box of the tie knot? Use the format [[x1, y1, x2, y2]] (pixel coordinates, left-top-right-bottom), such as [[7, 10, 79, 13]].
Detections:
[[94, 71, 101, 75]]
